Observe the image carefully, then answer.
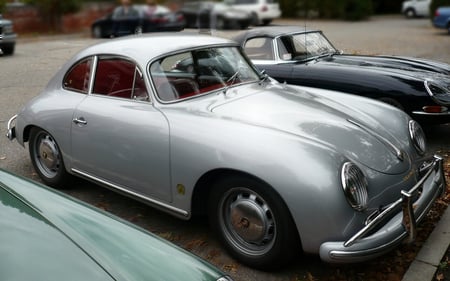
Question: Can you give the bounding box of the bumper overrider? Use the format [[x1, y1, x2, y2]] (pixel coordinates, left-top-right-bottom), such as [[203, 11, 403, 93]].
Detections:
[[320, 155, 446, 263], [6, 114, 17, 141]]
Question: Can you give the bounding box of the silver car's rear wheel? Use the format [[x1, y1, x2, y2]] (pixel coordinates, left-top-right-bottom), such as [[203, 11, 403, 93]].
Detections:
[[29, 128, 70, 188], [209, 176, 300, 269]]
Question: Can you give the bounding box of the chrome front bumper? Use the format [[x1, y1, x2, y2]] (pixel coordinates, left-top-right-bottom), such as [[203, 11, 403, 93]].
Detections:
[[6, 114, 17, 141], [320, 155, 446, 263]]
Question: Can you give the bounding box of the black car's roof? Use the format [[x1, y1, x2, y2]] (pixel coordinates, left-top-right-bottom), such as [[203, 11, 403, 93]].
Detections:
[[233, 26, 318, 42]]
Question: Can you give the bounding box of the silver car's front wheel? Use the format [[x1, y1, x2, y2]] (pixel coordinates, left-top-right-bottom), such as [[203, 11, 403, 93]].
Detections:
[[209, 176, 300, 269], [29, 128, 70, 188]]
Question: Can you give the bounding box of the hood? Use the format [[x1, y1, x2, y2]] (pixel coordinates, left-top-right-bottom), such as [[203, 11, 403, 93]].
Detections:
[[312, 54, 450, 82], [0, 170, 224, 281], [211, 84, 411, 175]]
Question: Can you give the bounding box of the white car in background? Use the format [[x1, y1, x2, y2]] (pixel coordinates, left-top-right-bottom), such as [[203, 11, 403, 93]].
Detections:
[[401, 0, 431, 18], [228, 0, 281, 25]]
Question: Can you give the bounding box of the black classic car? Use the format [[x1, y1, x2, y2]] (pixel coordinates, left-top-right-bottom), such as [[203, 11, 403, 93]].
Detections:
[[0, 14, 17, 55], [233, 26, 450, 124], [91, 5, 185, 38]]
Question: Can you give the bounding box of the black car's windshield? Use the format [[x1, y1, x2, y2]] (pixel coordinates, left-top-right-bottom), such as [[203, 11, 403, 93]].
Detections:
[[277, 32, 337, 61], [150, 46, 260, 102]]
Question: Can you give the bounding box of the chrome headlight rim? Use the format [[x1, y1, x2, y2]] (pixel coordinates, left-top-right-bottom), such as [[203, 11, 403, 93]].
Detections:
[[341, 162, 369, 212], [424, 80, 450, 106], [409, 120, 426, 155]]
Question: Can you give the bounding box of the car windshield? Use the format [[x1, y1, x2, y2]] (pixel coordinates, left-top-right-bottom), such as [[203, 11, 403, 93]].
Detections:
[[277, 32, 337, 61], [150, 46, 260, 102]]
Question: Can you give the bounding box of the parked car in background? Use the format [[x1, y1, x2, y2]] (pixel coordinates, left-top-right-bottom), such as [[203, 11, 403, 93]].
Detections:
[[228, 0, 281, 26], [433, 6, 450, 34], [233, 26, 450, 125], [180, 1, 251, 30], [91, 5, 185, 38], [6, 33, 445, 269], [0, 14, 17, 55], [401, 0, 431, 18], [0, 168, 233, 281]]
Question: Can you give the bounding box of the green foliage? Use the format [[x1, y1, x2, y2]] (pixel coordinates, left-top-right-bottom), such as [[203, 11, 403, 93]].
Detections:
[[431, 0, 450, 16], [22, 0, 82, 14], [0, 0, 6, 14], [281, 0, 372, 21], [21, 0, 83, 31]]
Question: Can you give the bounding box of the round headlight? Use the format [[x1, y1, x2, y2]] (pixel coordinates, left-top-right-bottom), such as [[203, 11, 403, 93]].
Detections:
[[341, 162, 368, 211], [409, 120, 426, 155], [424, 80, 450, 105]]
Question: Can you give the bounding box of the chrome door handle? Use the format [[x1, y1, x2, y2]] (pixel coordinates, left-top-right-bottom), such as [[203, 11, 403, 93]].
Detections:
[[73, 117, 87, 125]]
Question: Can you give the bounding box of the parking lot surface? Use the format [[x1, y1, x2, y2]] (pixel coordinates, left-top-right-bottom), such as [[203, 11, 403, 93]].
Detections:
[[0, 16, 449, 280]]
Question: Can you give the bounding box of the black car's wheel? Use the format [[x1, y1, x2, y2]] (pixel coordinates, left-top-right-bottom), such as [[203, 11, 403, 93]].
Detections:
[[1, 43, 15, 55], [250, 12, 259, 26], [215, 17, 225, 30], [262, 19, 272, 26], [208, 175, 300, 269], [404, 8, 416, 18], [92, 25, 103, 38], [29, 128, 70, 188]]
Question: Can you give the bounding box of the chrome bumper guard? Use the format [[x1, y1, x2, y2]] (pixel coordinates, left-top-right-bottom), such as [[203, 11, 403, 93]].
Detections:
[[6, 114, 17, 141], [344, 155, 445, 247]]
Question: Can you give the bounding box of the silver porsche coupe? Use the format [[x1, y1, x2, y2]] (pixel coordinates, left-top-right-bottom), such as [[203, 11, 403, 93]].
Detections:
[[6, 33, 446, 269]]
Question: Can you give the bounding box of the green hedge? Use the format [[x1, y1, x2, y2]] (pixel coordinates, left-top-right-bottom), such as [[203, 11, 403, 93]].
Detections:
[[431, 0, 450, 16], [280, 0, 373, 21]]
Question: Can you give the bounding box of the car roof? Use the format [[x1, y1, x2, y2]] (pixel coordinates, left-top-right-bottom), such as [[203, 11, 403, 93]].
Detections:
[[74, 32, 238, 62], [233, 25, 318, 42]]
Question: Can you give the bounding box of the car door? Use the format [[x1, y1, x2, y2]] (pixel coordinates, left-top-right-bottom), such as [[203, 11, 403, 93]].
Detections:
[[71, 56, 172, 202]]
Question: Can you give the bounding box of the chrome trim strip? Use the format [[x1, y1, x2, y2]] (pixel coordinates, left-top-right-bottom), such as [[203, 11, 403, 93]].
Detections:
[[344, 155, 444, 247], [6, 114, 17, 141], [412, 110, 450, 116], [347, 119, 404, 161], [71, 168, 189, 217], [331, 233, 406, 259]]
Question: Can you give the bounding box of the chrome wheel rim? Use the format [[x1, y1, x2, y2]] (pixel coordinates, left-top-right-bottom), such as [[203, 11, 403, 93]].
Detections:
[[219, 187, 276, 256], [34, 132, 61, 179]]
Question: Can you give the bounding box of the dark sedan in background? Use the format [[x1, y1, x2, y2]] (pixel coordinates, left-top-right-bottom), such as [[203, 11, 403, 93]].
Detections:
[[433, 6, 450, 34], [91, 5, 185, 38], [234, 26, 450, 124], [0, 14, 17, 55], [180, 1, 251, 30]]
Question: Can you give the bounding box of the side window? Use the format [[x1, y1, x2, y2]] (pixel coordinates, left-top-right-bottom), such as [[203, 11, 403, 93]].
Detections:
[[93, 57, 148, 100], [63, 57, 92, 94], [243, 37, 274, 60]]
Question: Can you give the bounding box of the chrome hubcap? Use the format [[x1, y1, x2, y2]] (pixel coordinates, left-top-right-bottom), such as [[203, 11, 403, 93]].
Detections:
[[221, 188, 276, 255], [36, 134, 60, 178]]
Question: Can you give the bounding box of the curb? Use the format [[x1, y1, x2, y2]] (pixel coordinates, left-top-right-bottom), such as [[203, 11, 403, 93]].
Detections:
[[402, 206, 450, 281]]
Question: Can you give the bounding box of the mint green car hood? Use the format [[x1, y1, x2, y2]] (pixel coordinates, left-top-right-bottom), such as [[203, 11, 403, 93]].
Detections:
[[0, 169, 224, 281]]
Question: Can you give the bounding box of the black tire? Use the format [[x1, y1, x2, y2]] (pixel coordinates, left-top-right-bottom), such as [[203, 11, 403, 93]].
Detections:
[[208, 175, 300, 270], [379, 97, 404, 111], [404, 8, 416, 18], [250, 12, 259, 26], [262, 19, 272, 26], [2, 43, 15, 55], [215, 17, 225, 30], [92, 26, 103, 38], [29, 127, 71, 188]]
